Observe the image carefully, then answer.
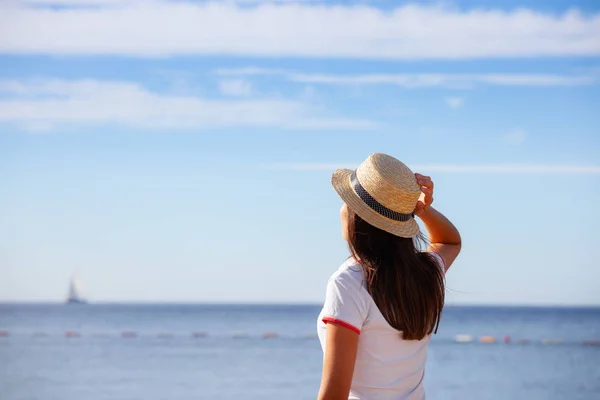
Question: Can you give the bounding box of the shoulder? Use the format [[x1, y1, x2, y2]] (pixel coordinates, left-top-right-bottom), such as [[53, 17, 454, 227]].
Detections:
[[322, 259, 370, 329], [327, 258, 366, 292]]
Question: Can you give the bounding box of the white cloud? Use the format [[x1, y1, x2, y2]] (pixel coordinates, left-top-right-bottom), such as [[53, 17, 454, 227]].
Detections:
[[216, 67, 289, 77], [20, 0, 133, 5], [21, 0, 323, 4], [1, 2, 599, 59], [218, 79, 253, 96], [287, 73, 596, 88], [268, 163, 600, 174], [414, 164, 600, 174], [0, 79, 374, 131], [216, 69, 598, 88], [445, 97, 464, 109], [267, 163, 352, 171], [503, 128, 528, 145]]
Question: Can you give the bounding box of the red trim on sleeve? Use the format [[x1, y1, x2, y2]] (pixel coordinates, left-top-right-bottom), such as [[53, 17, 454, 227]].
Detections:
[[322, 316, 361, 335]]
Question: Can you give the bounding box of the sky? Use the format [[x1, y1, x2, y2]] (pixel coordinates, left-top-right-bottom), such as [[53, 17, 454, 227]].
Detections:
[[0, 0, 599, 305]]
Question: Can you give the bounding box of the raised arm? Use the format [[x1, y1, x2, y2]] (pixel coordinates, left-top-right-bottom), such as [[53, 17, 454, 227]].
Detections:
[[414, 173, 461, 271]]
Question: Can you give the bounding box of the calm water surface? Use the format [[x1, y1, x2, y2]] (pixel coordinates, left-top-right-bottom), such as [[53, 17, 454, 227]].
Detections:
[[1, 304, 599, 400]]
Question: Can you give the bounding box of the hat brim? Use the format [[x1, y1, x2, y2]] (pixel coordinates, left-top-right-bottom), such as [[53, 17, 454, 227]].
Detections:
[[332, 169, 420, 238]]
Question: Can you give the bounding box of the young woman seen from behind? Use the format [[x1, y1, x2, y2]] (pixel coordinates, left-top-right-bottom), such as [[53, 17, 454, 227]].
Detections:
[[317, 153, 461, 400]]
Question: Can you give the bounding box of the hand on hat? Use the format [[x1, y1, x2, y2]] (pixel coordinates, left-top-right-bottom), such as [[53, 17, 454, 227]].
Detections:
[[414, 173, 434, 216]]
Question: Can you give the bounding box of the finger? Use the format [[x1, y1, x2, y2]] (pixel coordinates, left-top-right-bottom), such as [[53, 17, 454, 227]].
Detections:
[[419, 179, 434, 191], [413, 201, 424, 213], [421, 188, 434, 203]]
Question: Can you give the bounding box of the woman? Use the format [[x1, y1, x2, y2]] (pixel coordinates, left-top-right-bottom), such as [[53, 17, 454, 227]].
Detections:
[[317, 153, 461, 400]]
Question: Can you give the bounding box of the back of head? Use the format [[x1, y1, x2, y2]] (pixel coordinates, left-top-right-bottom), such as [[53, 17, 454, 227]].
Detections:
[[347, 208, 445, 341]]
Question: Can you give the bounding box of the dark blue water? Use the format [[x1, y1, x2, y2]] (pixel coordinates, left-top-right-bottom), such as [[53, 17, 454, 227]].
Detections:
[[1, 304, 599, 400]]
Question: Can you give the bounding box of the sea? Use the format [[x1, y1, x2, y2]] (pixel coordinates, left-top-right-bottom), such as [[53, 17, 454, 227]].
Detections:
[[1, 304, 599, 400]]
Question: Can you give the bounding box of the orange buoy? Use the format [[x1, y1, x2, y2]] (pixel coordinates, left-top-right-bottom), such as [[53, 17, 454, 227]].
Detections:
[[121, 331, 137, 338], [479, 336, 496, 344], [261, 332, 278, 339]]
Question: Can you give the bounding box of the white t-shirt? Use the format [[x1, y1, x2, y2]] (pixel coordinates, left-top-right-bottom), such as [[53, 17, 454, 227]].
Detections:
[[317, 253, 445, 400]]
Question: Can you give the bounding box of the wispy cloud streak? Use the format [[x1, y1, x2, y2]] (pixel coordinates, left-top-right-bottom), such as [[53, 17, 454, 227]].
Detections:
[[0, 79, 375, 131], [217, 69, 598, 88], [1, 2, 599, 59], [268, 163, 600, 174]]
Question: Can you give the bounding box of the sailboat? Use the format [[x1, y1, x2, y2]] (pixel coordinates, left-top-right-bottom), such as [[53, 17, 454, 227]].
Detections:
[[66, 275, 87, 304]]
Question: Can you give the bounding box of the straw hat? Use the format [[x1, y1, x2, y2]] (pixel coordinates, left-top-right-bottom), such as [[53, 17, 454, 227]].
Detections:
[[332, 153, 421, 238]]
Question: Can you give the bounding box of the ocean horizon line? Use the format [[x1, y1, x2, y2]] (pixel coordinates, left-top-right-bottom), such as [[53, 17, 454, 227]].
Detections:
[[0, 301, 599, 310]]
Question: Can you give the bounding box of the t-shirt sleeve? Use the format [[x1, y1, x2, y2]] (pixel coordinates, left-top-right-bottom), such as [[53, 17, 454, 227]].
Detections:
[[321, 275, 368, 335]]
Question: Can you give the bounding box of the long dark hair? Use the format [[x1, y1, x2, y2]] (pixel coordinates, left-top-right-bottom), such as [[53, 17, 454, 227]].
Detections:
[[347, 208, 445, 341]]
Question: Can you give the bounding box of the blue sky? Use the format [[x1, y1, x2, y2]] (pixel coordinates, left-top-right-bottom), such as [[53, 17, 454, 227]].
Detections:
[[0, 0, 599, 305]]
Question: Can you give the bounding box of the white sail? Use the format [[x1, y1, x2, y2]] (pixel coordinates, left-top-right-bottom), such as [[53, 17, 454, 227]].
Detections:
[[66, 275, 87, 304]]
